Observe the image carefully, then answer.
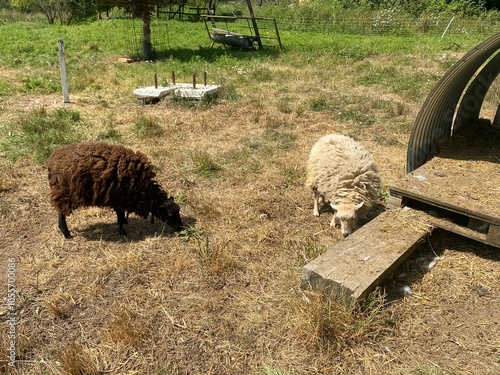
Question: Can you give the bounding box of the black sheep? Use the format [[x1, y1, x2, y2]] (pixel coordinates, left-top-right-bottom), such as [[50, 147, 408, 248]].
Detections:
[[47, 142, 182, 238]]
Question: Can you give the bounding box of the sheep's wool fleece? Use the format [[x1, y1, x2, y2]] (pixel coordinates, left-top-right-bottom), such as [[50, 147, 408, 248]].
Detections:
[[47, 142, 157, 217], [306, 133, 381, 210]]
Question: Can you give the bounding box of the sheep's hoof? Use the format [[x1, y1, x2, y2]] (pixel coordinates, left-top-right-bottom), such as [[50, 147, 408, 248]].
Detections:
[[313, 211, 320, 217]]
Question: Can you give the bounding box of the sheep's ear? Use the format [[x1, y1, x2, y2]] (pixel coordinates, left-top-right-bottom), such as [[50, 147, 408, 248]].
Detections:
[[355, 201, 364, 210], [330, 203, 339, 211]]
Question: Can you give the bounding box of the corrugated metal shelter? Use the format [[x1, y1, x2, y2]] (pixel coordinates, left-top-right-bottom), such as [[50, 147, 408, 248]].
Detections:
[[390, 32, 500, 248], [407, 32, 500, 173], [301, 35, 500, 300], [301, 36, 500, 300]]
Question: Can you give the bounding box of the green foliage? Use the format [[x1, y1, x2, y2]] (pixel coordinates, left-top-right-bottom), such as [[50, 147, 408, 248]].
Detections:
[[276, 97, 293, 114], [190, 150, 223, 177], [355, 60, 440, 99], [248, 66, 275, 82], [215, 83, 241, 102], [262, 129, 297, 151], [0, 107, 87, 163], [309, 96, 329, 112], [218, 129, 296, 178], [0, 79, 12, 95], [132, 115, 164, 138], [21, 72, 60, 94], [281, 164, 303, 188], [262, 0, 499, 34], [12, 0, 97, 24], [97, 124, 122, 142], [0, 7, 494, 114], [339, 108, 375, 125]]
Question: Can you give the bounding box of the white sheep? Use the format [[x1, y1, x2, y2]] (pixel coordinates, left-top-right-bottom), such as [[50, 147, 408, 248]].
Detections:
[[305, 133, 381, 237]]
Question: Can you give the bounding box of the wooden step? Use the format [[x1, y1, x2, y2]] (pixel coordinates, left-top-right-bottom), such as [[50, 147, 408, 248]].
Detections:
[[301, 208, 433, 300], [391, 193, 500, 247], [389, 125, 500, 248]]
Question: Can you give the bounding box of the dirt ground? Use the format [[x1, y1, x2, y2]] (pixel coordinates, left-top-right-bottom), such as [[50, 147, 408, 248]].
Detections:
[[0, 80, 499, 375]]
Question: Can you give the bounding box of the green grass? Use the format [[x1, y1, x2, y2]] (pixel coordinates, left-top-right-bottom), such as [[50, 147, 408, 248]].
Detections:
[[0, 8, 498, 375], [132, 115, 164, 139], [355, 60, 441, 100], [0, 18, 490, 99], [281, 164, 303, 189], [190, 150, 223, 178], [21, 72, 61, 94], [261, 366, 288, 375], [97, 125, 122, 142], [0, 16, 491, 168], [0, 107, 88, 163]]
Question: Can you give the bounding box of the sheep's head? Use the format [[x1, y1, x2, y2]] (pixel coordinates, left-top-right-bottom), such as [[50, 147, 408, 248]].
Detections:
[[152, 188, 183, 231], [330, 201, 364, 238]]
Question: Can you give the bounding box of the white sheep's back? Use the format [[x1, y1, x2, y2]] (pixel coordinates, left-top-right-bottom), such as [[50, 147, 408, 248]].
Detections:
[[306, 133, 381, 207]]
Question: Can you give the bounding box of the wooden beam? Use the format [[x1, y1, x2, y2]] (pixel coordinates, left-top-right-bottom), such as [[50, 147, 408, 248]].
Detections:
[[301, 208, 433, 300]]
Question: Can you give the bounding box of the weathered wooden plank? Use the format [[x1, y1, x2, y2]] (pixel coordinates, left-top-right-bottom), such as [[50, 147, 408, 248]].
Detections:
[[389, 191, 500, 247], [391, 124, 499, 226], [301, 208, 432, 300], [390, 156, 499, 224], [425, 214, 488, 244], [487, 224, 500, 247]]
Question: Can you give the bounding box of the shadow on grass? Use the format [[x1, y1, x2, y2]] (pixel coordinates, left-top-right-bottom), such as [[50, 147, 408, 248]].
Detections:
[[78, 215, 197, 242], [137, 45, 282, 63]]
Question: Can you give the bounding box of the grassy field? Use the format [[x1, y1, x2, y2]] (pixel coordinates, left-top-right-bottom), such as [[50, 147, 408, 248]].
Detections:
[[1, 16, 499, 375]]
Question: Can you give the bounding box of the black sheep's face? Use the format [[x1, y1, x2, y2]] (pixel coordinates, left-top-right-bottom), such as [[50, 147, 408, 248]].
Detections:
[[153, 195, 183, 231]]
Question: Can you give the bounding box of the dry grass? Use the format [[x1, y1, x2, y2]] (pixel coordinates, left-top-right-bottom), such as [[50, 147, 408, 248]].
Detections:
[[0, 52, 499, 375]]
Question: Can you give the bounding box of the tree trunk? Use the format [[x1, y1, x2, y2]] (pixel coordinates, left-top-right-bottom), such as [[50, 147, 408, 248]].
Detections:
[[141, 4, 153, 60]]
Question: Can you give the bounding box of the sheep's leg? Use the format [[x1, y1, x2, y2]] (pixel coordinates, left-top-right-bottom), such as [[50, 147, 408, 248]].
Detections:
[[330, 209, 340, 228], [313, 188, 320, 217], [330, 215, 337, 228], [58, 213, 72, 239], [116, 210, 128, 237]]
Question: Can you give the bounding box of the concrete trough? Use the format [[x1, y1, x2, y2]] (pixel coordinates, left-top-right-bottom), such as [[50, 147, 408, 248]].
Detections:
[[173, 83, 219, 99], [134, 83, 220, 104], [133, 86, 174, 104]]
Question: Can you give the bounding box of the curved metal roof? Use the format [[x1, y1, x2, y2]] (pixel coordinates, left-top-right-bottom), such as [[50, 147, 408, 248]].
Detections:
[[406, 32, 500, 173]]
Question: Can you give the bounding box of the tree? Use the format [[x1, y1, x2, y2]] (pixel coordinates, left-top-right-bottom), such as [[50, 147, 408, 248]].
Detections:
[[11, 0, 96, 25], [12, 0, 59, 23], [100, 0, 172, 60]]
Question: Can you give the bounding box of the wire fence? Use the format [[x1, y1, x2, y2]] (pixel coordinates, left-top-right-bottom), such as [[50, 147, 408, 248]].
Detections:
[[122, 8, 500, 58], [273, 12, 500, 37], [165, 10, 500, 39]]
